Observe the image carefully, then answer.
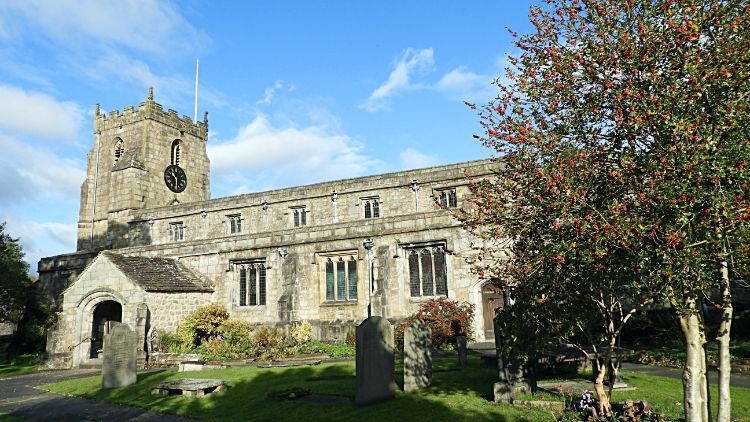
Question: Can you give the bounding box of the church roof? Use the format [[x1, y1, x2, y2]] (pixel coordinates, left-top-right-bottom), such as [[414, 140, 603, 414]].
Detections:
[[104, 253, 214, 292]]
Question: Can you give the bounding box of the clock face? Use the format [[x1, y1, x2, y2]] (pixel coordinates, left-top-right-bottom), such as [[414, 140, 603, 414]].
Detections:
[[164, 165, 187, 193]]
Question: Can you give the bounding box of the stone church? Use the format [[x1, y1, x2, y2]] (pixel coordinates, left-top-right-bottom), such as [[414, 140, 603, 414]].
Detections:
[[38, 89, 502, 369]]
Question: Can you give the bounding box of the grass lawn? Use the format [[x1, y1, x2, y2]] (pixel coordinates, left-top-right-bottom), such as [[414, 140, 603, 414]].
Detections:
[[40, 356, 750, 422], [0, 363, 37, 377], [0, 414, 25, 422]]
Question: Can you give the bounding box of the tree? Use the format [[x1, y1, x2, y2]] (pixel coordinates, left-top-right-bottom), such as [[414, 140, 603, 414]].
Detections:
[[462, 1, 750, 421], [0, 222, 32, 323]]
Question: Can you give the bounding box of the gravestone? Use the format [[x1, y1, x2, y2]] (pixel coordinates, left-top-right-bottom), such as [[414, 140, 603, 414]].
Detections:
[[404, 319, 432, 393], [608, 358, 629, 389], [355, 316, 395, 405], [493, 326, 536, 403], [102, 323, 137, 389], [456, 335, 468, 367]]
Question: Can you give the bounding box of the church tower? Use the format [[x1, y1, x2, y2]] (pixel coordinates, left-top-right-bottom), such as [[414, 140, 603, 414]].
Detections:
[[76, 88, 211, 250]]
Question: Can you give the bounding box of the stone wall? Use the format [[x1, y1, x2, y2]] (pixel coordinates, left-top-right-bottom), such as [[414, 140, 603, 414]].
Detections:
[[147, 292, 214, 333]]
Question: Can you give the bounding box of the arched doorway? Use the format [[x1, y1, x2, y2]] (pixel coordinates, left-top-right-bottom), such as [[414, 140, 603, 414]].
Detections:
[[90, 300, 122, 358], [482, 284, 504, 340]]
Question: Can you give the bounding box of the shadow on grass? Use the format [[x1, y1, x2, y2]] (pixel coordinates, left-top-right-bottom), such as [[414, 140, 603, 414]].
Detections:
[[44, 357, 555, 422]]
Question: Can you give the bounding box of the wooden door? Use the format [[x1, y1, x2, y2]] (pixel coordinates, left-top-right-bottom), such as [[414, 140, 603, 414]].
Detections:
[[482, 285, 503, 340]]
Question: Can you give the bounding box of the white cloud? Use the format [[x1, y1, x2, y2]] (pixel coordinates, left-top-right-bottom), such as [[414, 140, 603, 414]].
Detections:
[[0, 84, 84, 141], [0, 214, 78, 274], [256, 80, 296, 105], [0, 0, 209, 57], [360, 48, 434, 112], [399, 148, 440, 170], [0, 132, 86, 203], [435, 66, 497, 103], [207, 115, 379, 193]]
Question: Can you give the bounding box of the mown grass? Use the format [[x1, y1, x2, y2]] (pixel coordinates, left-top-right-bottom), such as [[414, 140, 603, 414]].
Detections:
[[40, 356, 750, 422], [41, 356, 554, 422], [0, 363, 37, 377], [0, 414, 25, 422]]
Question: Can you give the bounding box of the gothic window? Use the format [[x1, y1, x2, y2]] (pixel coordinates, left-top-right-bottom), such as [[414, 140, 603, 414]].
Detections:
[[228, 215, 242, 234], [323, 253, 358, 302], [291, 207, 307, 227], [114, 139, 124, 162], [407, 245, 448, 297], [362, 197, 380, 219], [171, 140, 181, 166], [437, 189, 457, 208], [237, 262, 266, 306], [169, 222, 184, 241]]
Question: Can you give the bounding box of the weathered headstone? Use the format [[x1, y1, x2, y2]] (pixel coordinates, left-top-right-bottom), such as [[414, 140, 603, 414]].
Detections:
[[147, 326, 162, 355], [456, 335, 468, 367], [102, 323, 137, 390], [355, 316, 395, 405], [404, 319, 432, 393], [493, 325, 536, 403]]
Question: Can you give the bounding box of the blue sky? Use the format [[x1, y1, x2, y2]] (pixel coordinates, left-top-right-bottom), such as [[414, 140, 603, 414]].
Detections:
[[0, 0, 537, 272]]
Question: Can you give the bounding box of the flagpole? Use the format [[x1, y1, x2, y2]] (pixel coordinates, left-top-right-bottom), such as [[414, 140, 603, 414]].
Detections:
[[194, 58, 199, 123]]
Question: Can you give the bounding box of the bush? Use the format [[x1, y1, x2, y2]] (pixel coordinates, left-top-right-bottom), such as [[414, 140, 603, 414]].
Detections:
[[253, 326, 290, 362], [176, 317, 198, 347], [218, 319, 252, 347], [190, 303, 229, 341], [395, 298, 475, 352], [345, 328, 356, 347], [290, 320, 312, 345], [197, 336, 250, 362], [161, 332, 195, 354]]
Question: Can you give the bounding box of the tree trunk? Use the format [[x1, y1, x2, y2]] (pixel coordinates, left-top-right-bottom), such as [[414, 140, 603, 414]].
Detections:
[[679, 295, 709, 422], [716, 251, 733, 422], [592, 343, 615, 417]]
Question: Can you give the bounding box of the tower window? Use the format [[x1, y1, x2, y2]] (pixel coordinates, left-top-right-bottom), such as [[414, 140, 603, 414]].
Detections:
[[114, 139, 124, 162], [171, 140, 181, 166]]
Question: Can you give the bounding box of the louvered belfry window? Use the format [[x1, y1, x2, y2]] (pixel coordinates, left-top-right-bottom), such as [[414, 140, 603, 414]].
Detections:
[[171, 140, 181, 166], [407, 245, 448, 297], [237, 262, 266, 306], [323, 253, 358, 302], [114, 139, 124, 162]]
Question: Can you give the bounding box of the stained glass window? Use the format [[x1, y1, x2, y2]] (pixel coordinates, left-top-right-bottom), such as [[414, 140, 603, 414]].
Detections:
[[249, 266, 257, 306], [258, 264, 266, 306], [336, 258, 346, 300], [408, 251, 420, 297]]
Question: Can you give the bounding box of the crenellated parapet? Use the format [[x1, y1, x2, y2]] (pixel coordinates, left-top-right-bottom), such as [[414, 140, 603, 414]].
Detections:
[[93, 87, 208, 139]]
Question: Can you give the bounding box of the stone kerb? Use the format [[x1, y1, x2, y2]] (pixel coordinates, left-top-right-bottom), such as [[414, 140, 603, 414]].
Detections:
[[404, 319, 432, 393], [355, 316, 395, 405], [102, 323, 137, 390]]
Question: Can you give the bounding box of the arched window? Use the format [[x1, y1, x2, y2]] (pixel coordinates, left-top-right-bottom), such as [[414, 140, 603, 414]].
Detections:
[[114, 139, 124, 162], [171, 140, 181, 166]]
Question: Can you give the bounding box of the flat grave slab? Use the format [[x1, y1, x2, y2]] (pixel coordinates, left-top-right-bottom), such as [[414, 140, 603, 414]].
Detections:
[[150, 378, 229, 398], [178, 362, 228, 372]]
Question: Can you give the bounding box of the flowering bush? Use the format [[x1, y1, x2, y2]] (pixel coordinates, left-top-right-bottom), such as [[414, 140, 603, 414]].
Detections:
[[395, 298, 474, 352], [290, 320, 312, 344]]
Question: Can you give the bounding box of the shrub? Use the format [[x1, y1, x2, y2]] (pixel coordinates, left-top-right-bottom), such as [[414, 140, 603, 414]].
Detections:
[[217, 319, 252, 347], [395, 298, 475, 352], [253, 326, 290, 362], [290, 320, 312, 345], [190, 303, 229, 341], [161, 332, 195, 354], [176, 317, 198, 347], [196, 336, 250, 362], [345, 328, 356, 347]]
